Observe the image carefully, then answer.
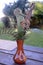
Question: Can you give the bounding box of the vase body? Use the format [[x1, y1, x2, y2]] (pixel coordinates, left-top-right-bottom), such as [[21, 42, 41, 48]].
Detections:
[[13, 40, 27, 64]]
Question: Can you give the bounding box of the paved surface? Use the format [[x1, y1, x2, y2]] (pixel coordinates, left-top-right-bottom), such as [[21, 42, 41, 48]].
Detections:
[[0, 39, 17, 50]]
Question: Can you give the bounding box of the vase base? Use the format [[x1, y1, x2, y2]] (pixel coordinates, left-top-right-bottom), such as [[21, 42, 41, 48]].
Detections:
[[13, 56, 27, 64], [14, 61, 26, 64]]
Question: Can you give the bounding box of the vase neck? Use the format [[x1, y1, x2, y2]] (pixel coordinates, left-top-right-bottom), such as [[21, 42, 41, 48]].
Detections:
[[17, 40, 24, 50]]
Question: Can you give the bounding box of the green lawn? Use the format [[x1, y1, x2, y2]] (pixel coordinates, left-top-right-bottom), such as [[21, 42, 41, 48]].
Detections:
[[0, 21, 4, 28], [0, 34, 14, 40], [25, 29, 43, 48]]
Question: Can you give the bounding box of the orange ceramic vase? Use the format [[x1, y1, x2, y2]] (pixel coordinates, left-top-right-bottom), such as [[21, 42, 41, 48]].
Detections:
[[13, 40, 27, 64]]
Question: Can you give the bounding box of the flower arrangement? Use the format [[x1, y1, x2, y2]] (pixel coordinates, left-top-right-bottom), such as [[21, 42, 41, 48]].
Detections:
[[13, 3, 35, 64], [13, 8, 30, 40]]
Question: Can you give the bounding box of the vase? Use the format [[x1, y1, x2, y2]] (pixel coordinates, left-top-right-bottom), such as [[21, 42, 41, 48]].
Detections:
[[13, 40, 27, 64]]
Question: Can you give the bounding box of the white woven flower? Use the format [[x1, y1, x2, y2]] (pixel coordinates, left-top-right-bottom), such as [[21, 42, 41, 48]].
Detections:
[[14, 8, 22, 17], [14, 8, 25, 30], [14, 8, 30, 30]]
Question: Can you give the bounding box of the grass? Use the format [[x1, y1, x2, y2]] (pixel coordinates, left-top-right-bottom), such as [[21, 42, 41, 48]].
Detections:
[[0, 21, 4, 28], [25, 29, 43, 48], [0, 34, 14, 40]]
